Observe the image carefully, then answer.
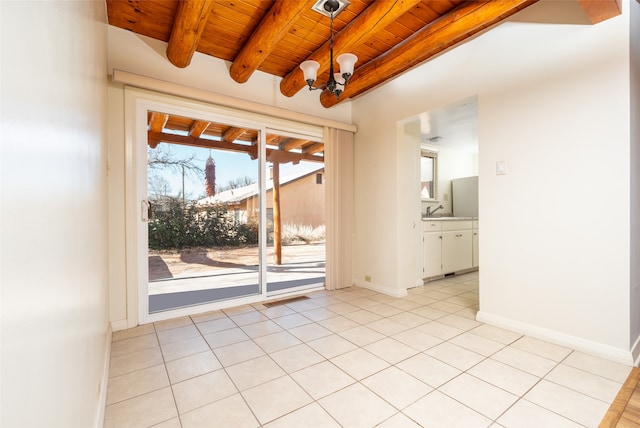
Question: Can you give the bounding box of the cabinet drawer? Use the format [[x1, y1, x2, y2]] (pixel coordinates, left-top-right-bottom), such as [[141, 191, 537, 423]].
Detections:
[[442, 220, 472, 231], [472, 220, 479, 229], [423, 221, 442, 232]]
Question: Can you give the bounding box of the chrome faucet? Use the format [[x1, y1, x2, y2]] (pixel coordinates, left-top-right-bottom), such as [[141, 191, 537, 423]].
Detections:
[[426, 204, 444, 217]]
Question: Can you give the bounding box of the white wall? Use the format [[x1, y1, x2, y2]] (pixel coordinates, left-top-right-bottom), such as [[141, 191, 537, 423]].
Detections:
[[1, 1, 110, 427], [352, 0, 634, 361], [630, 0, 640, 361], [107, 26, 352, 123]]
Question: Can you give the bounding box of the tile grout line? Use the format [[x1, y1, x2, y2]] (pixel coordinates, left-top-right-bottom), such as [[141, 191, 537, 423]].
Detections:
[[190, 311, 265, 426], [155, 320, 183, 428]]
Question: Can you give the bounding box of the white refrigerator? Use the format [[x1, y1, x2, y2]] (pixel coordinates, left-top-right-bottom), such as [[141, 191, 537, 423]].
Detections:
[[451, 176, 478, 217]]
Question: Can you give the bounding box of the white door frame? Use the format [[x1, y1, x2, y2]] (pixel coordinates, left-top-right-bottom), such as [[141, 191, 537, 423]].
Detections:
[[124, 88, 325, 324]]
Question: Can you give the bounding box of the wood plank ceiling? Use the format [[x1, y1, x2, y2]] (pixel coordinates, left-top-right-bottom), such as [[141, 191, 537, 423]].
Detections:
[[107, 0, 620, 109], [114, 0, 620, 158]]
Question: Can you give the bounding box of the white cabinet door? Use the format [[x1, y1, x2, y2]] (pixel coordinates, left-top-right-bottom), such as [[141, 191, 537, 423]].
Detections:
[[423, 232, 442, 278], [442, 230, 472, 274], [472, 228, 479, 268]]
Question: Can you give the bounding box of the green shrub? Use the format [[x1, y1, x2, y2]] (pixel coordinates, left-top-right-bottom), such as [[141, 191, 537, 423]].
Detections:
[[148, 200, 258, 250]]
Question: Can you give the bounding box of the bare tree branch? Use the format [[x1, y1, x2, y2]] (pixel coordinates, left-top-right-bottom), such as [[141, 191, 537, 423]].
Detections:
[[147, 146, 203, 181]]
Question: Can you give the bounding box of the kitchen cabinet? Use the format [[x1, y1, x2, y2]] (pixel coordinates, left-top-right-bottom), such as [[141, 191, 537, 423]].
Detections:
[[422, 219, 476, 279], [423, 221, 442, 278], [441, 221, 472, 274], [472, 220, 479, 268]]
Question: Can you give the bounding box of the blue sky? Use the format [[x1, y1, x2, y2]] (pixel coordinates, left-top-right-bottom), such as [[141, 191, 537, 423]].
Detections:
[[149, 143, 321, 200]]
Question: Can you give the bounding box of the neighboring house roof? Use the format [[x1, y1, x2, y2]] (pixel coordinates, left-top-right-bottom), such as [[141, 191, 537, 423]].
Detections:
[[197, 165, 324, 206]]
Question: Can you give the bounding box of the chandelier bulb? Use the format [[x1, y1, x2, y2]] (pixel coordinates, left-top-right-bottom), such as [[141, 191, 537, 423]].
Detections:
[[299, 60, 320, 88]]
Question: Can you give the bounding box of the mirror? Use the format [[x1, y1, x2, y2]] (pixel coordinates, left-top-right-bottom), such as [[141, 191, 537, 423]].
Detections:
[[420, 150, 438, 201]]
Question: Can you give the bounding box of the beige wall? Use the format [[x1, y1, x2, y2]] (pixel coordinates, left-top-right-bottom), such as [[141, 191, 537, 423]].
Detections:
[[1, 1, 110, 426], [239, 170, 326, 228], [266, 170, 326, 228]]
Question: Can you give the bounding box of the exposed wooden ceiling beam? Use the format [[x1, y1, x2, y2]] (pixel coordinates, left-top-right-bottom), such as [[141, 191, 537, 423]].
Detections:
[[222, 127, 247, 143], [230, 0, 316, 83], [166, 0, 215, 68], [189, 120, 210, 138], [576, 0, 621, 24], [280, 0, 423, 98], [320, 0, 538, 107], [148, 131, 324, 163]]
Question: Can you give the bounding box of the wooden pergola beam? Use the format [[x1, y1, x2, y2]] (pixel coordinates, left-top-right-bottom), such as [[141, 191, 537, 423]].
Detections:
[[148, 112, 169, 147], [189, 120, 210, 138], [576, 0, 621, 24], [320, 0, 538, 107], [267, 135, 283, 145], [280, 138, 308, 152], [303, 143, 324, 155], [267, 149, 303, 165], [222, 127, 247, 143], [166, 0, 215, 68], [149, 112, 169, 132], [280, 0, 423, 98], [148, 131, 324, 163], [148, 131, 249, 154], [230, 0, 316, 83]]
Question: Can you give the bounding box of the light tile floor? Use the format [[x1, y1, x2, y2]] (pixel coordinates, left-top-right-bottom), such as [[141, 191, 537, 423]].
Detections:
[[104, 272, 631, 428]]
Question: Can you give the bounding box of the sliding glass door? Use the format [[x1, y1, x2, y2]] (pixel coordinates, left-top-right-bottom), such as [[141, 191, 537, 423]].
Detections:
[[144, 112, 264, 314], [131, 97, 327, 322], [265, 150, 326, 296]]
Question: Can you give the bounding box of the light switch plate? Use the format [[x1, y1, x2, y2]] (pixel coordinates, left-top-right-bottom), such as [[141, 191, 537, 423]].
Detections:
[[496, 160, 506, 175]]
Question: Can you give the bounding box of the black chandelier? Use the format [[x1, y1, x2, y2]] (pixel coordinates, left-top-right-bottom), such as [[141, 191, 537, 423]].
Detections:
[[299, 0, 358, 100]]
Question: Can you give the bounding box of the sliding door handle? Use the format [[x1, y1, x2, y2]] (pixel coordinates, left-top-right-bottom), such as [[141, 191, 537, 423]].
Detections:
[[141, 200, 151, 222]]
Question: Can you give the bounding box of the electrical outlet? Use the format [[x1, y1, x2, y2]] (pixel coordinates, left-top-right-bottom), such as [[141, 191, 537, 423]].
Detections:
[[365, 275, 372, 282]]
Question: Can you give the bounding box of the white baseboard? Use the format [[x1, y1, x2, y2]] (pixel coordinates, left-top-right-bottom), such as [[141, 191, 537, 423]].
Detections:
[[110, 319, 129, 332], [95, 324, 113, 428], [631, 334, 640, 366], [353, 280, 408, 298], [476, 310, 635, 366]]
